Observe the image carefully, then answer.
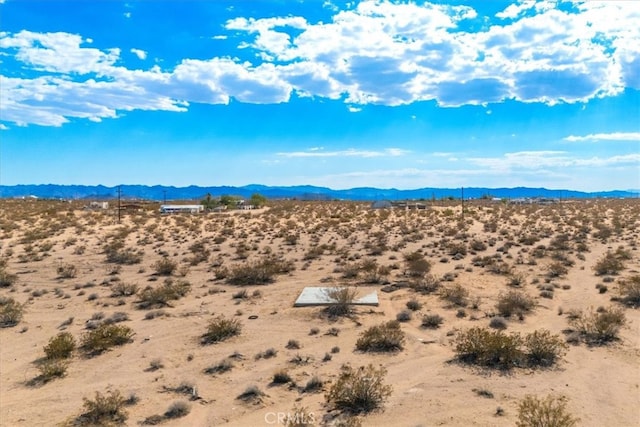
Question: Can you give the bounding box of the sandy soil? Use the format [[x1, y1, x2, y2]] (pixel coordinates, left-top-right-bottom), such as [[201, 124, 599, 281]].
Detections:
[[0, 199, 638, 427]]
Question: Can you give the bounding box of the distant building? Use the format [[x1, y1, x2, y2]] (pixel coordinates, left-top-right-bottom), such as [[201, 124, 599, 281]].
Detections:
[[160, 204, 204, 214], [89, 201, 109, 209], [371, 200, 393, 209]]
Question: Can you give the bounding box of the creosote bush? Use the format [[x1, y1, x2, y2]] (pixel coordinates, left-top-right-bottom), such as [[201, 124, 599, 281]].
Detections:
[[568, 306, 626, 345], [136, 279, 190, 309], [516, 395, 579, 427], [201, 316, 242, 344], [326, 364, 392, 414], [75, 390, 128, 426], [496, 290, 535, 318], [0, 297, 23, 328], [36, 359, 68, 383], [439, 283, 469, 307], [355, 320, 405, 352], [0, 267, 18, 288], [454, 327, 566, 370], [44, 332, 76, 359], [593, 251, 625, 276], [616, 275, 640, 308], [324, 287, 358, 317], [226, 256, 294, 286], [152, 257, 177, 276], [80, 323, 134, 356]]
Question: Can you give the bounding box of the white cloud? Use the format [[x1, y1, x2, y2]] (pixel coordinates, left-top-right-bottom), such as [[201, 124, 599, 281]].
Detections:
[[130, 48, 147, 60], [1, 1, 640, 126], [0, 124, 9, 130], [468, 151, 640, 170], [277, 148, 409, 158], [563, 132, 640, 142]]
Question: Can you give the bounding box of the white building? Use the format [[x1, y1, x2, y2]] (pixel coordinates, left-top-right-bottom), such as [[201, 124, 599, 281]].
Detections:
[[159, 204, 204, 214]]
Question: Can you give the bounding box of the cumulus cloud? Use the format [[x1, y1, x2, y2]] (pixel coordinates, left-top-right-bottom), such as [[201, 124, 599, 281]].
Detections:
[[130, 48, 147, 60], [277, 148, 409, 158], [1, 1, 639, 126], [468, 151, 640, 170], [564, 132, 640, 142]]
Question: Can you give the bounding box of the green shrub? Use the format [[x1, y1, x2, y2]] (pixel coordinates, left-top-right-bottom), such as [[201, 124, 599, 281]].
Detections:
[[326, 364, 392, 414], [617, 275, 640, 308], [324, 287, 358, 317], [439, 283, 469, 307], [0, 297, 23, 328], [569, 306, 626, 344], [201, 316, 242, 344], [496, 290, 535, 318], [152, 257, 177, 276], [164, 401, 190, 419], [136, 279, 190, 309], [593, 251, 625, 276], [36, 359, 68, 383], [110, 282, 138, 297], [0, 268, 17, 288], [404, 251, 432, 277], [421, 314, 444, 329], [355, 321, 405, 352], [44, 332, 76, 359], [226, 256, 294, 286], [524, 330, 567, 367], [105, 241, 143, 265], [80, 324, 134, 356], [56, 263, 77, 279], [455, 327, 524, 369], [76, 390, 128, 426], [516, 395, 578, 427]]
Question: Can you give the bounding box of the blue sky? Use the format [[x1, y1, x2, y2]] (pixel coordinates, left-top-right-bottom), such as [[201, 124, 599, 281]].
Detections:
[[1, 0, 639, 191]]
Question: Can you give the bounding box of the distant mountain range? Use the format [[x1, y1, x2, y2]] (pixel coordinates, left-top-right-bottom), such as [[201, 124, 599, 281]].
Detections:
[[1, 184, 638, 201]]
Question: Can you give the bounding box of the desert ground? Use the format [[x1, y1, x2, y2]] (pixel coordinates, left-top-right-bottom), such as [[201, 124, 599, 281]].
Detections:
[[1, 198, 638, 427]]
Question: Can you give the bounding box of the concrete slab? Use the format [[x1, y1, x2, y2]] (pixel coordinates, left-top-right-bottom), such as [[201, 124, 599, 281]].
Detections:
[[293, 287, 379, 307]]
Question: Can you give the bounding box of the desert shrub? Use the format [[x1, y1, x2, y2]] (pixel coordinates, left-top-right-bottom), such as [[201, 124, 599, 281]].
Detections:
[[324, 287, 358, 317], [0, 268, 17, 288], [409, 273, 441, 294], [80, 324, 134, 356], [105, 244, 142, 265], [489, 316, 507, 330], [508, 273, 527, 288], [406, 299, 422, 311], [201, 316, 241, 344], [286, 339, 301, 349], [136, 279, 190, 309], [44, 332, 76, 359], [355, 320, 405, 352], [496, 291, 535, 318], [326, 364, 392, 414], [110, 282, 138, 297], [272, 369, 292, 384], [76, 390, 128, 426], [237, 385, 265, 403], [226, 256, 294, 286], [568, 306, 626, 344], [516, 395, 579, 427], [617, 275, 640, 308], [56, 263, 77, 279], [593, 251, 625, 276], [524, 330, 567, 367], [204, 359, 233, 375], [164, 401, 190, 419], [304, 376, 323, 392], [152, 257, 177, 276], [36, 359, 68, 383], [454, 327, 524, 369], [470, 240, 487, 251], [440, 283, 469, 307], [404, 251, 432, 277], [396, 310, 412, 322], [421, 314, 444, 329], [0, 297, 23, 328]]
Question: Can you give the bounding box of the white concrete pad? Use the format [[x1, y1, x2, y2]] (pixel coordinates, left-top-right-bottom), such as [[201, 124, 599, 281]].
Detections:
[[293, 287, 379, 307]]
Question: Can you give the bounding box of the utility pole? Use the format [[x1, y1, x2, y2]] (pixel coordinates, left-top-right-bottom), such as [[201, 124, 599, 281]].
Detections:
[[461, 186, 464, 221], [117, 186, 122, 224], [163, 190, 167, 205]]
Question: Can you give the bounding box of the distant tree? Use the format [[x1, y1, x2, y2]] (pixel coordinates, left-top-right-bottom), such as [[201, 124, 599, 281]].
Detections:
[[220, 195, 237, 208], [249, 193, 267, 207], [201, 193, 216, 210]]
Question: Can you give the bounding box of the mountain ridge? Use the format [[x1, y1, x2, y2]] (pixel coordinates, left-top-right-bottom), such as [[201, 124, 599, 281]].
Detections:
[[1, 184, 638, 201]]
